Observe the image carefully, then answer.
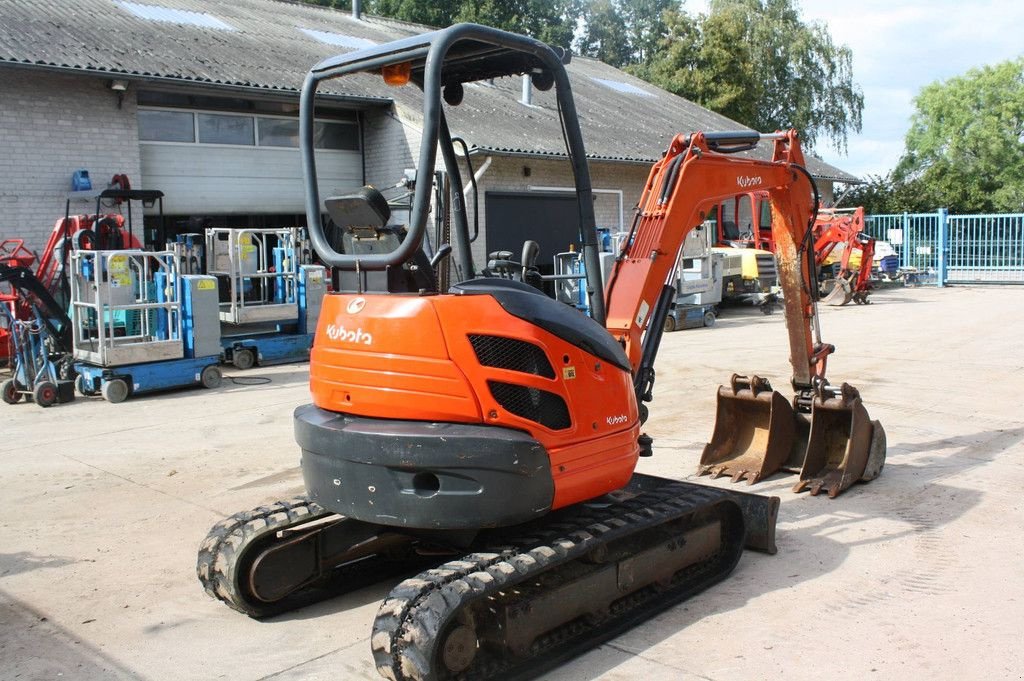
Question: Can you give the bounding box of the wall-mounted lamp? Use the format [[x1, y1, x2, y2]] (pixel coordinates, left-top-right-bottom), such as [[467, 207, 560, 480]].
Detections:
[[108, 79, 129, 108]]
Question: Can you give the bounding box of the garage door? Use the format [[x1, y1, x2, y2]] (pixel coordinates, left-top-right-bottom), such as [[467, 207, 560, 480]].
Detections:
[[485, 192, 582, 263], [138, 107, 362, 215]]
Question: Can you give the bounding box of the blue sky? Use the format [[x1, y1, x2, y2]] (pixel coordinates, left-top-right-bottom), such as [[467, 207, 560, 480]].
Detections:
[[687, 0, 1024, 180]]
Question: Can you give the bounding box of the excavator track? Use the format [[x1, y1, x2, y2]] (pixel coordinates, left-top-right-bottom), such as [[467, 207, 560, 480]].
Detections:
[[372, 481, 746, 681], [197, 497, 430, 618]]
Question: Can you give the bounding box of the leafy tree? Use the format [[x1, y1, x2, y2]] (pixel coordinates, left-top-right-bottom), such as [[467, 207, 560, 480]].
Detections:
[[301, 0, 351, 8], [636, 0, 863, 152], [618, 0, 674, 65], [299, 0, 580, 48], [363, 0, 459, 27], [837, 174, 929, 215], [894, 58, 1024, 213], [453, 0, 581, 48], [576, 0, 632, 68]]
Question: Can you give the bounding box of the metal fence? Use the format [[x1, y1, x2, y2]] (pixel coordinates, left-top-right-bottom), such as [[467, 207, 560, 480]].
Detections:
[[864, 210, 1024, 285]]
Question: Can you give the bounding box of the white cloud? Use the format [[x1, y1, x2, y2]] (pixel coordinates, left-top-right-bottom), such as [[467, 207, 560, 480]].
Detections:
[[682, 0, 1024, 176]]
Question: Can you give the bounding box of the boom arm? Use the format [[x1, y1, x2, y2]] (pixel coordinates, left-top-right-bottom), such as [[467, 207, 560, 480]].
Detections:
[[605, 130, 830, 398]]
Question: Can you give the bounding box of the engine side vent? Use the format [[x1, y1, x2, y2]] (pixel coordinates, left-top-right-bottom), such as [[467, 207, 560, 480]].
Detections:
[[488, 381, 571, 430], [469, 335, 555, 379], [756, 253, 778, 289]]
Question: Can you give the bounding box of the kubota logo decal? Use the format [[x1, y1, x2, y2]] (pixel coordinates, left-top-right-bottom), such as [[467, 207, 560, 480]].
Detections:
[[326, 324, 373, 345], [737, 175, 763, 188], [606, 414, 629, 426], [346, 297, 366, 314]]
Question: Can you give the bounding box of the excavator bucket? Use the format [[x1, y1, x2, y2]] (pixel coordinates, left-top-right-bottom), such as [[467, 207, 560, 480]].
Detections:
[[699, 375, 795, 484], [822, 277, 853, 306], [792, 383, 887, 497]]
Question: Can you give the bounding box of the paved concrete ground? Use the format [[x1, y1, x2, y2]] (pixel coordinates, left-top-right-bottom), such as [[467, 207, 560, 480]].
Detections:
[[2, 285, 1022, 681]]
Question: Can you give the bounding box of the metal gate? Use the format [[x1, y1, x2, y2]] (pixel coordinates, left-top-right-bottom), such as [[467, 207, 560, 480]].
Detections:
[[865, 210, 1024, 285]]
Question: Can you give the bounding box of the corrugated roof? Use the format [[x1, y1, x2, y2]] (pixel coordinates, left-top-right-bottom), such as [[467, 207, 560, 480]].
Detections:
[[0, 0, 860, 183]]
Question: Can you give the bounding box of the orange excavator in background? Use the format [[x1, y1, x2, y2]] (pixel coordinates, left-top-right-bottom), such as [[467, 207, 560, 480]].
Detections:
[[814, 206, 876, 305], [198, 24, 886, 681], [706, 193, 877, 307]]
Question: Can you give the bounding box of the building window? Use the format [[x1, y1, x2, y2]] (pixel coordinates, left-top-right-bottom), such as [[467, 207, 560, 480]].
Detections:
[[198, 113, 255, 146], [139, 107, 358, 151], [315, 121, 359, 151], [138, 110, 195, 142], [257, 117, 299, 148]]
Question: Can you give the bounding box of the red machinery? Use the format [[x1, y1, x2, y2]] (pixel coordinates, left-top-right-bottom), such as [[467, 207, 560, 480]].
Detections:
[[1, 240, 37, 362], [0, 187, 144, 364], [814, 206, 875, 305], [198, 25, 886, 680]]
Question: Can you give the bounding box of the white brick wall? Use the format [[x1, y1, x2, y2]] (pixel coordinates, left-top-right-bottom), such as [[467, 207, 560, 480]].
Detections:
[[362, 105, 419, 190], [0, 68, 142, 253]]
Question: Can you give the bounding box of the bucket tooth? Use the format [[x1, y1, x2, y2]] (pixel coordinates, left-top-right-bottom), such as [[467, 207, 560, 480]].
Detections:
[[700, 375, 795, 485], [792, 383, 886, 498]]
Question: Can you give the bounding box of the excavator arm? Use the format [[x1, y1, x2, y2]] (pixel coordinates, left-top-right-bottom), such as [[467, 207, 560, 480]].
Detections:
[[605, 130, 827, 393], [606, 129, 885, 497]]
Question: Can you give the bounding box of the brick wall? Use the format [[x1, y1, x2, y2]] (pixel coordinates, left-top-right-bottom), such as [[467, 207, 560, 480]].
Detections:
[[362, 105, 419, 190], [0, 68, 142, 253]]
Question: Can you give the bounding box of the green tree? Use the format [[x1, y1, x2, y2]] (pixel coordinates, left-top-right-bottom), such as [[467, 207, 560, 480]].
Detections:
[[618, 0, 674, 65], [636, 0, 863, 152], [454, 0, 581, 48], [363, 0, 459, 27], [894, 58, 1024, 213], [576, 0, 632, 68], [838, 174, 930, 215]]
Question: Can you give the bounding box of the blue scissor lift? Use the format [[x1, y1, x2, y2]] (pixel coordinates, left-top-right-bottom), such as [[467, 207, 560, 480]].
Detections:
[[70, 249, 222, 403], [205, 227, 325, 370]]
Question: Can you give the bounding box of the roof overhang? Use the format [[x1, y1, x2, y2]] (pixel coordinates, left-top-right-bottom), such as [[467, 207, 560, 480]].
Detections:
[[0, 58, 393, 108], [469, 146, 859, 182]]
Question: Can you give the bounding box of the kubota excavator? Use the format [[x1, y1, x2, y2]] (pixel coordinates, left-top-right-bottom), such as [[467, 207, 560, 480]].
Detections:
[[814, 206, 876, 305], [197, 24, 885, 681]]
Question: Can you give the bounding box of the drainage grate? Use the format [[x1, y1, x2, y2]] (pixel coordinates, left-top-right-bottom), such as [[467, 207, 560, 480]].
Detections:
[[488, 380, 571, 430], [469, 335, 555, 379]]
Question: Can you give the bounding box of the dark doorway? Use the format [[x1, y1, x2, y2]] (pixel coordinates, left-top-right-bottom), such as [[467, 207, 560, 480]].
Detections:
[[484, 192, 582, 264]]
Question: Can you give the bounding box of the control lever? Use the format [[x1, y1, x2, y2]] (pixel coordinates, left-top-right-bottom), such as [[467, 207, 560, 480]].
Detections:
[[430, 243, 452, 268]]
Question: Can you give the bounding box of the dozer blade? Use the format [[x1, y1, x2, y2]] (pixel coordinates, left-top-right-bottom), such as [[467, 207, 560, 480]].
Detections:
[[699, 374, 795, 485], [792, 383, 887, 498], [822, 278, 853, 306]]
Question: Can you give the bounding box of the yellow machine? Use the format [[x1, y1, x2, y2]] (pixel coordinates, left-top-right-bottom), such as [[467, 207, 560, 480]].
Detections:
[[713, 246, 779, 313]]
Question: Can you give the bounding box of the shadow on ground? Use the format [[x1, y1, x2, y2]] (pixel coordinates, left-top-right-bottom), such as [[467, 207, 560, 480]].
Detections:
[[0, 589, 143, 680]]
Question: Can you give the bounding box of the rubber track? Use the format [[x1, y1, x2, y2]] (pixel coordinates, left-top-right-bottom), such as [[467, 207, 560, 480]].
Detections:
[[372, 482, 742, 681], [197, 497, 330, 618], [198, 496, 427, 619]]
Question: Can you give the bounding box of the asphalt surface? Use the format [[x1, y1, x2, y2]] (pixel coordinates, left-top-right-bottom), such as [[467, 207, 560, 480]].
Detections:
[[2, 285, 1021, 680]]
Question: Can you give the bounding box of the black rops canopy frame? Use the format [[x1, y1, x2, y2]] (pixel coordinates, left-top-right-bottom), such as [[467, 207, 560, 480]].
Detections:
[[299, 23, 607, 325]]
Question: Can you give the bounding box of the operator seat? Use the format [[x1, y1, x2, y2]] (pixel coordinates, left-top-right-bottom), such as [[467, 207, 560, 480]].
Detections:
[[450, 278, 631, 372]]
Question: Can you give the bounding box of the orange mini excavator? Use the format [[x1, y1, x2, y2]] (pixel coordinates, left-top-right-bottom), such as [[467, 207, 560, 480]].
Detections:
[[814, 206, 876, 305], [198, 24, 885, 681]]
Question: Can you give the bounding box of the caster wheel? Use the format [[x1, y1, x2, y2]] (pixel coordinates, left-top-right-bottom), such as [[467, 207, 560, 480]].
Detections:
[[201, 365, 222, 389], [101, 378, 129, 404], [232, 348, 255, 370], [76, 374, 97, 396]]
